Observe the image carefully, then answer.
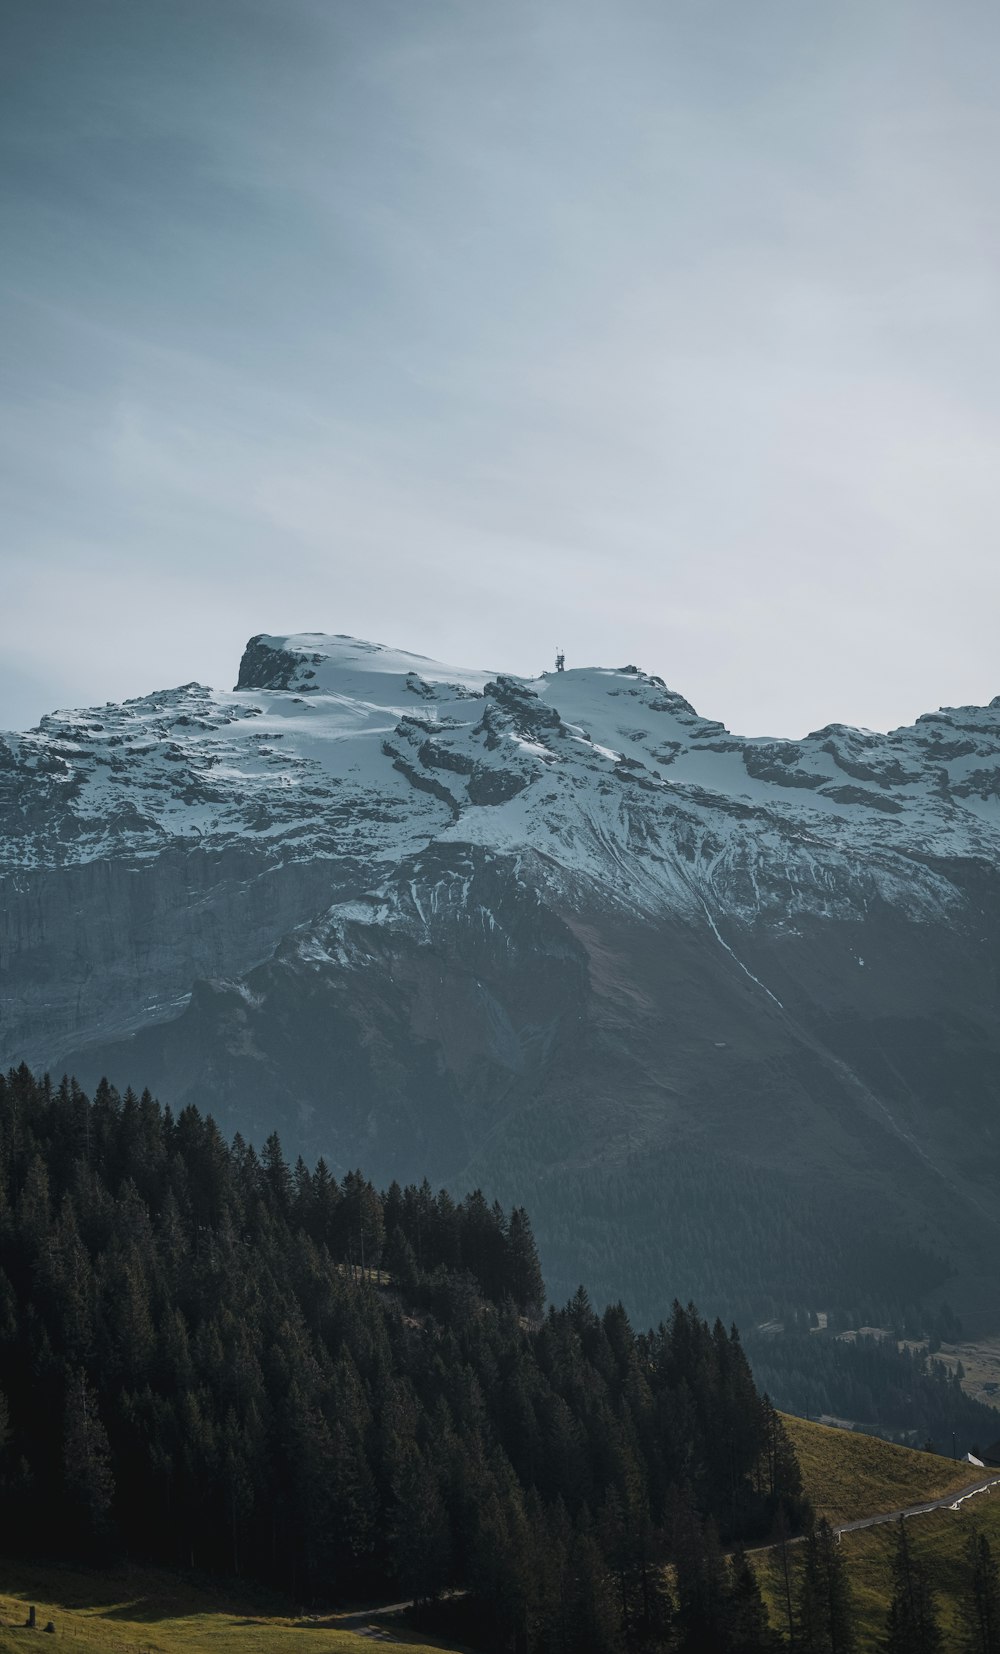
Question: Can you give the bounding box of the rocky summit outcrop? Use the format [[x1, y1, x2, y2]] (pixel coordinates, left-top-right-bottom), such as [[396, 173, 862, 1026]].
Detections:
[[3, 632, 1000, 1329]]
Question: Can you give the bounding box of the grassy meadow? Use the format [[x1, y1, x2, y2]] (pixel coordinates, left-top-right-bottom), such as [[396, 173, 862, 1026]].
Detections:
[[754, 1485, 1000, 1649], [782, 1412, 980, 1524], [0, 1560, 465, 1654], [756, 1415, 1000, 1649]]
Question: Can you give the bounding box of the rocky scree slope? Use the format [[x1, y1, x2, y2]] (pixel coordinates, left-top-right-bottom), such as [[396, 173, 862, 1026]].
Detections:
[[3, 633, 1000, 1326]]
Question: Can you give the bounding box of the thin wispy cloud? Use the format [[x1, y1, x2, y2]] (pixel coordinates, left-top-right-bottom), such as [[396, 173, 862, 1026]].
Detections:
[[3, 0, 1000, 733]]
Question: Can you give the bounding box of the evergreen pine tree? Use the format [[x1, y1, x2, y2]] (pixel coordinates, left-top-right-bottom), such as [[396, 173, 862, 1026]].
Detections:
[[385, 1225, 420, 1301], [387, 1443, 452, 1604], [507, 1206, 545, 1317], [672, 1495, 729, 1654], [961, 1531, 1000, 1654], [760, 1392, 806, 1512], [560, 1526, 623, 1654], [881, 1518, 942, 1654], [796, 1519, 856, 1654], [726, 1541, 778, 1652], [772, 1504, 797, 1648], [62, 1368, 115, 1549], [261, 1132, 293, 1219]]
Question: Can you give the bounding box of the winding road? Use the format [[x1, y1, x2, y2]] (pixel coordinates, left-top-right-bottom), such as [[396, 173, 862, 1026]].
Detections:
[[311, 1473, 1000, 1639], [833, 1469, 1000, 1537]]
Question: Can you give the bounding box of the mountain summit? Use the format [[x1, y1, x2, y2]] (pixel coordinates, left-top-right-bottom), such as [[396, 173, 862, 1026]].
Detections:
[[3, 632, 1000, 1331]]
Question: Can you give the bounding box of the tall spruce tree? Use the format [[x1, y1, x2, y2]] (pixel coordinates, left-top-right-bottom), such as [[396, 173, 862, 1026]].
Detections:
[[796, 1519, 857, 1654], [507, 1206, 545, 1317], [759, 1393, 805, 1508], [726, 1541, 779, 1653], [672, 1495, 730, 1654], [882, 1517, 942, 1654], [772, 1504, 797, 1648], [62, 1368, 115, 1549], [961, 1531, 1000, 1654]]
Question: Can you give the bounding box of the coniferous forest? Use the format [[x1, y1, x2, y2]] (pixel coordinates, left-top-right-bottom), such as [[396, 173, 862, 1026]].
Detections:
[[488, 1151, 999, 1449], [0, 1066, 815, 1652]]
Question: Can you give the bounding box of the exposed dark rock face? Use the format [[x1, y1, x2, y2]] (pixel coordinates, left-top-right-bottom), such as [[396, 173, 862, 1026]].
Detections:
[[0, 846, 341, 1066], [467, 765, 529, 805], [235, 634, 315, 690]]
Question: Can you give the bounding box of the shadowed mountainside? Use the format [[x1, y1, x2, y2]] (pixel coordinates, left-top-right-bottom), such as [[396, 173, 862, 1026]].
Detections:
[[3, 633, 1000, 1333]]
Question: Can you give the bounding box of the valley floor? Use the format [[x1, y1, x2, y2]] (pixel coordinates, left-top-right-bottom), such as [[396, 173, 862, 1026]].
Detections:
[[935, 1333, 1000, 1415]]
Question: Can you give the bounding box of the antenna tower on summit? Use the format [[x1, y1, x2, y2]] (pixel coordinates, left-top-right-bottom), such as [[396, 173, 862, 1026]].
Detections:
[[555, 648, 565, 673]]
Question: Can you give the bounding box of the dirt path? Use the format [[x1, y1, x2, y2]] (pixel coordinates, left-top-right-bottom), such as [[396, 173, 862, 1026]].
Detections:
[[306, 1590, 468, 1638], [326, 1599, 416, 1628]]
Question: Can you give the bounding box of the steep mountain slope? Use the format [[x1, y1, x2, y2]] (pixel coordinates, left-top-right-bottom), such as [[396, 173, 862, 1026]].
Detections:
[[3, 633, 999, 1327]]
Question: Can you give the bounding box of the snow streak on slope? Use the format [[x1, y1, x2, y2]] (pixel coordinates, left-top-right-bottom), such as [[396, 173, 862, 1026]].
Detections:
[[4, 631, 997, 927]]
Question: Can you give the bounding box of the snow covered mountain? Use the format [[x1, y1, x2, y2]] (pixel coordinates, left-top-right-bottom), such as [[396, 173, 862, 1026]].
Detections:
[[3, 632, 1000, 1328]]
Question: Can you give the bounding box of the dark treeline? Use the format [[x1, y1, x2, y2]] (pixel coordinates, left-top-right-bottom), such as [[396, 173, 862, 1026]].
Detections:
[[485, 1147, 954, 1331], [491, 1151, 989, 1447], [0, 1066, 811, 1653], [745, 1327, 999, 1454]]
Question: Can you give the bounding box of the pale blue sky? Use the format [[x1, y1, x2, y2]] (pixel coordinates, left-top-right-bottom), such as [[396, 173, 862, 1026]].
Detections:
[[4, 0, 1000, 736]]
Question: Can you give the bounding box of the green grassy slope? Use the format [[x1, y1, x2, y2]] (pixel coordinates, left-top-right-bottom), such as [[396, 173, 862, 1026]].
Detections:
[[755, 1416, 1000, 1650], [782, 1413, 978, 1524], [0, 1560, 464, 1654], [840, 1499, 1000, 1650], [754, 1490, 1000, 1651]]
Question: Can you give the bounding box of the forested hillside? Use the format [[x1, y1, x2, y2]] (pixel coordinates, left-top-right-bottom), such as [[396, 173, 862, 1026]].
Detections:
[[0, 1067, 809, 1653], [746, 1323, 998, 1453]]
